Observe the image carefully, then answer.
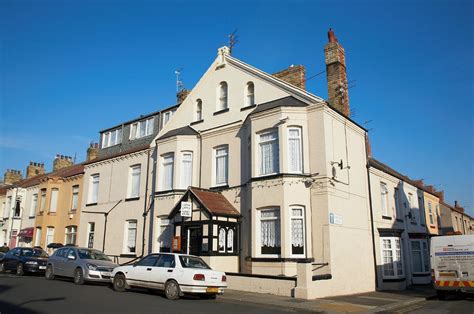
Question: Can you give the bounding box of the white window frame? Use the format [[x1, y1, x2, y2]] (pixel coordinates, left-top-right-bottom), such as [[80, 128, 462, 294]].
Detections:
[[130, 117, 154, 140], [127, 164, 141, 198], [394, 188, 401, 220], [257, 208, 281, 257], [428, 202, 434, 225], [49, 188, 59, 213], [124, 220, 138, 254], [64, 225, 77, 245], [71, 185, 79, 211], [4, 197, 11, 219], [162, 111, 173, 126], [214, 145, 228, 186], [380, 236, 404, 279], [34, 227, 42, 247], [30, 193, 38, 217], [39, 190, 46, 213], [245, 82, 255, 107], [380, 182, 389, 217], [290, 206, 305, 256], [88, 174, 100, 204], [196, 99, 202, 121], [46, 227, 55, 246], [259, 130, 279, 176], [287, 127, 303, 173], [218, 228, 226, 253], [408, 193, 417, 224], [217, 81, 228, 111], [410, 239, 430, 273], [180, 152, 193, 189], [102, 128, 122, 148], [160, 153, 174, 191]]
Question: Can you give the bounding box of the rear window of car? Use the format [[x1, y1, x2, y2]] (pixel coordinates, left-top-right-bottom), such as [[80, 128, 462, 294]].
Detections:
[[178, 256, 210, 269]]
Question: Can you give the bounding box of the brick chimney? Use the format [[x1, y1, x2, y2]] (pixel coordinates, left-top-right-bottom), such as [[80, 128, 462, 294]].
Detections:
[[3, 169, 22, 185], [26, 161, 45, 179], [272, 65, 306, 90], [324, 28, 350, 116], [365, 134, 372, 157], [53, 154, 74, 171], [87, 143, 99, 162], [177, 89, 190, 104]]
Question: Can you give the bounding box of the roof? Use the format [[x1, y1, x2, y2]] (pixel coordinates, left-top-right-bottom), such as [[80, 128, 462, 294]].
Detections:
[[189, 187, 240, 216], [85, 144, 150, 165], [168, 187, 240, 218], [251, 96, 308, 115], [0, 185, 8, 196], [157, 126, 199, 141]]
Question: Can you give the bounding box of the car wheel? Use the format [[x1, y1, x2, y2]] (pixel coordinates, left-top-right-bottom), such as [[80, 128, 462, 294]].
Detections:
[[73, 268, 85, 285], [113, 274, 127, 292], [16, 263, 24, 276], [45, 265, 55, 280], [164, 280, 181, 300]]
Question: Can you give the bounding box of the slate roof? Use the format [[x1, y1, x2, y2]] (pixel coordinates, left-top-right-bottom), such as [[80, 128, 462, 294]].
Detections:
[[250, 96, 308, 115], [85, 144, 150, 165], [157, 126, 199, 141]]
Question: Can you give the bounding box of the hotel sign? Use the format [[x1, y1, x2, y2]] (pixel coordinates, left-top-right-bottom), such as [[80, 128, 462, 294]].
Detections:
[[180, 202, 192, 217]]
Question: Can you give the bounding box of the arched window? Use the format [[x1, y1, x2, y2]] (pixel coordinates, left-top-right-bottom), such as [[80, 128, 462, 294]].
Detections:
[[218, 82, 228, 110], [245, 82, 255, 107], [196, 99, 202, 121], [218, 228, 226, 252]]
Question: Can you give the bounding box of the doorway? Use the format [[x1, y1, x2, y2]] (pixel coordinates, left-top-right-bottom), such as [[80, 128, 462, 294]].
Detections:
[[187, 227, 202, 256]]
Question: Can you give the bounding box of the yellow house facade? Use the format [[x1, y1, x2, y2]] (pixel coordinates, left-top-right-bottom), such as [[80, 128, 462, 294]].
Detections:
[[422, 190, 441, 235], [33, 164, 84, 252]]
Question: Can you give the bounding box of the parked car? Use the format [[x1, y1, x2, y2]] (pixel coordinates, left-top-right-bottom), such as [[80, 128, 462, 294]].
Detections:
[[46, 247, 118, 285], [0, 251, 5, 261], [0, 247, 49, 276], [111, 253, 227, 300]]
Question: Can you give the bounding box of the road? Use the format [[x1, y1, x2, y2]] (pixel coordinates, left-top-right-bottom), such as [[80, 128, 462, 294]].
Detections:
[[0, 273, 298, 314], [392, 294, 474, 314]]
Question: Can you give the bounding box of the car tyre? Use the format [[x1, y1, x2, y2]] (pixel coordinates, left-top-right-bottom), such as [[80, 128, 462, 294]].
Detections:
[[73, 268, 85, 285], [16, 263, 24, 276], [45, 265, 55, 280], [164, 280, 181, 300], [113, 274, 127, 292]]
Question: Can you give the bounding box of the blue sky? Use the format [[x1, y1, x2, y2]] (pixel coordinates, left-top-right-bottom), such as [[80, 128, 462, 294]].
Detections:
[[1, 0, 473, 215]]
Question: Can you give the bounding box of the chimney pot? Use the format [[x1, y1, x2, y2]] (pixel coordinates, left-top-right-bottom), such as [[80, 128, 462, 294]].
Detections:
[[328, 28, 337, 43]]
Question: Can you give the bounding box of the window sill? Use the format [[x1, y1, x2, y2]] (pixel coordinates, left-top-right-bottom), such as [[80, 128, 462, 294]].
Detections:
[[86, 203, 98, 207], [68, 210, 77, 214], [429, 225, 437, 229], [190, 119, 204, 126], [48, 212, 57, 216], [12, 216, 21, 220], [28, 216, 35, 219], [210, 185, 229, 191], [240, 104, 257, 111], [246, 257, 314, 263], [382, 216, 392, 220], [120, 253, 137, 258], [125, 197, 140, 202], [213, 108, 229, 116]]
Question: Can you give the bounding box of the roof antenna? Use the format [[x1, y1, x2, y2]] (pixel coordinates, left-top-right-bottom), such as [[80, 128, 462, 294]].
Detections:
[[228, 29, 239, 55], [175, 68, 184, 92]]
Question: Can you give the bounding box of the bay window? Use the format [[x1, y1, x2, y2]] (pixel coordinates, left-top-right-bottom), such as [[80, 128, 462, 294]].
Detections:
[[259, 130, 279, 175], [288, 127, 302, 173], [290, 206, 305, 255], [381, 237, 404, 278], [411, 239, 429, 273], [180, 152, 193, 189], [161, 154, 174, 191], [259, 208, 281, 255]]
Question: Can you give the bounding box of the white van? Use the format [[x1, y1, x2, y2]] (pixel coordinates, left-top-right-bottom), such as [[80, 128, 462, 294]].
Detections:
[[430, 235, 474, 298]]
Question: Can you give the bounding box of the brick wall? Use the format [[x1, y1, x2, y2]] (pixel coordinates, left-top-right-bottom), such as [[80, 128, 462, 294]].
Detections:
[[272, 65, 306, 90]]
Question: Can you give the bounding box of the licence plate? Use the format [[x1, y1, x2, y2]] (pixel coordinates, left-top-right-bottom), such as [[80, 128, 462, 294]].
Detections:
[[206, 287, 219, 293], [39, 266, 46, 270], [101, 272, 111, 277]]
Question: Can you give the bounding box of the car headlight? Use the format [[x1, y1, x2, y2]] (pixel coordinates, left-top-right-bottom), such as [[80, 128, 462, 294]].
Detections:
[[25, 261, 38, 265], [86, 263, 97, 270]]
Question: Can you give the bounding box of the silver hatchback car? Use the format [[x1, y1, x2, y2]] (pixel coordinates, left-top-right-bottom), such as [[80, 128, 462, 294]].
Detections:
[[45, 246, 118, 285]]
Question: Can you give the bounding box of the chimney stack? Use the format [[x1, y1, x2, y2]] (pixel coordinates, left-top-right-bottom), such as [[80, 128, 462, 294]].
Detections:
[[3, 169, 23, 185], [365, 134, 372, 157], [272, 65, 306, 90], [87, 143, 99, 161], [53, 154, 74, 171], [177, 89, 190, 104], [324, 28, 350, 116], [26, 161, 45, 179]]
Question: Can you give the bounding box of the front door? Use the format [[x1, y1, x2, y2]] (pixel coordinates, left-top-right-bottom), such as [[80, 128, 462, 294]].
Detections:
[[187, 227, 202, 256], [9, 230, 17, 248]]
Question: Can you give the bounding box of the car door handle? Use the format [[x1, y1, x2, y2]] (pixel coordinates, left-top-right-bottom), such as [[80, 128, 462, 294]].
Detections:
[[147, 268, 152, 271], [167, 269, 173, 272]]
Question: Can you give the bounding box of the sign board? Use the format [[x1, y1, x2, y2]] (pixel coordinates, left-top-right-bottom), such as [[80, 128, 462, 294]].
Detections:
[[329, 213, 343, 225], [180, 202, 192, 217]]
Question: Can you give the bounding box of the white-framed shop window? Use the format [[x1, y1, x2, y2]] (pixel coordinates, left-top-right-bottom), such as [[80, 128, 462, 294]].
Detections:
[[380, 236, 404, 279], [411, 239, 430, 273], [290, 206, 305, 256], [258, 208, 281, 256]]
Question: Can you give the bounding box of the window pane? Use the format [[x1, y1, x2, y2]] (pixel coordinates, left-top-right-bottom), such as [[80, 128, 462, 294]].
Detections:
[[181, 153, 193, 188], [218, 228, 225, 252], [50, 189, 59, 213], [260, 209, 280, 254], [227, 229, 234, 253], [260, 132, 279, 175], [215, 147, 228, 185], [288, 128, 302, 173], [412, 250, 422, 272]]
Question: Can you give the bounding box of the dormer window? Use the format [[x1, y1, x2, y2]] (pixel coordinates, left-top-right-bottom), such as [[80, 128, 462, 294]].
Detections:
[[162, 110, 176, 126], [130, 117, 154, 140], [218, 81, 228, 110], [245, 82, 255, 107], [196, 99, 202, 121], [102, 128, 122, 148]]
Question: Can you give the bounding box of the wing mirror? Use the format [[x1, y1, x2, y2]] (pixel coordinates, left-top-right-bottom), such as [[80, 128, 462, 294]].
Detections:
[[132, 262, 138, 267], [67, 255, 76, 260]]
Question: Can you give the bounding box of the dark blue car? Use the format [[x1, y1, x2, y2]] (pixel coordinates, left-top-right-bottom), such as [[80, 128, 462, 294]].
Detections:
[[0, 247, 49, 276]]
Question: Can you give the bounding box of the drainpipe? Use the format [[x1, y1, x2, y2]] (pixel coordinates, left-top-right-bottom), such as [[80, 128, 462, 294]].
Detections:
[[365, 134, 379, 289], [141, 148, 152, 256]]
